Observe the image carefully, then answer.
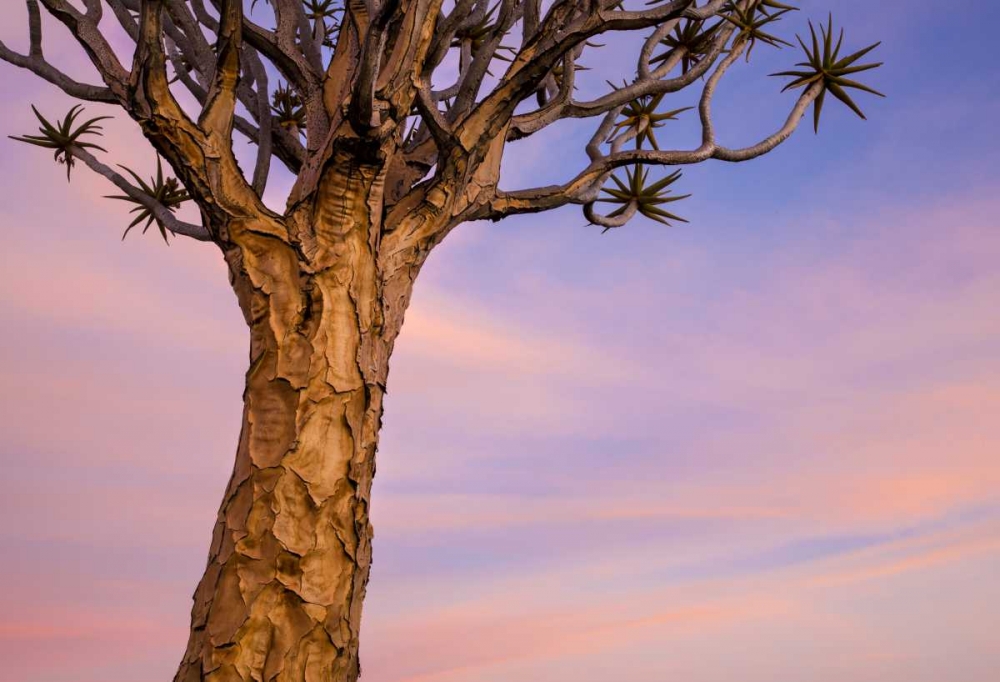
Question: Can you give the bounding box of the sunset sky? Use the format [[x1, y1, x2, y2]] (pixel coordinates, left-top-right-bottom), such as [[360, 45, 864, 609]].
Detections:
[[1, 1, 999, 681]]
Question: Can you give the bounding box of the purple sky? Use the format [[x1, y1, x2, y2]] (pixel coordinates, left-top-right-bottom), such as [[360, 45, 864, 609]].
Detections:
[[1, 2, 999, 681]]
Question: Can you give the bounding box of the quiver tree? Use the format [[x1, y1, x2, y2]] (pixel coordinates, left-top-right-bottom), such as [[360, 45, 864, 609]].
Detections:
[[0, 1, 883, 680]]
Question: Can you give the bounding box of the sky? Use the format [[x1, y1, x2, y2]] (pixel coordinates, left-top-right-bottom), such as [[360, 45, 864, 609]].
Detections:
[[1, 1, 999, 681]]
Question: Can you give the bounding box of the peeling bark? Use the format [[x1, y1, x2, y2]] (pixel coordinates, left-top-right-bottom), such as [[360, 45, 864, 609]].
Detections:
[[176, 155, 404, 682], [175, 361, 382, 681]]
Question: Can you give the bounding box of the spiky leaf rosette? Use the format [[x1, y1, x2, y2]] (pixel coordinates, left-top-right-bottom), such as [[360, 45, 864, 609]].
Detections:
[[451, 4, 516, 71], [105, 157, 190, 243], [304, 0, 343, 26], [770, 15, 885, 132], [543, 58, 590, 100], [597, 166, 690, 231], [271, 83, 306, 133], [612, 94, 691, 150], [9, 105, 110, 181], [754, 0, 799, 16], [303, 0, 344, 47], [723, 0, 794, 60], [650, 18, 723, 75]]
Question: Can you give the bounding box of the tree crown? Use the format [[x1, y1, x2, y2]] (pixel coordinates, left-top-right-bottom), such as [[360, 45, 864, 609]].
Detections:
[[1, 0, 884, 245]]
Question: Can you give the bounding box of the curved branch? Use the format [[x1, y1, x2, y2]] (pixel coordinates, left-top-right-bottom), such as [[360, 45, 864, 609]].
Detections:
[[35, 0, 131, 100], [414, 80, 453, 149], [475, 83, 822, 222], [0, 1, 115, 102], [245, 49, 273, 194], [510, 17, 736, 140], [0, 39, 115, 102], [349, 0, 401, 130], [209, 0, 322, 99], [72, 146, 211, 242], [584, 199, 637, 230], [713, 82, 822, 161], [199, 0, 243, 135], [699, 39, 747, 147]]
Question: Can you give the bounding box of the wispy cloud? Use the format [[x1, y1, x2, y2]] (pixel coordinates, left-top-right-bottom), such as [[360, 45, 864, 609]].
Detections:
[[1, 2, 999, 681]]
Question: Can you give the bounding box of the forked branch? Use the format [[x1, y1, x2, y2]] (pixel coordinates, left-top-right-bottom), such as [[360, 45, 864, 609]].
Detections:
[[1, 0, 883, 246]]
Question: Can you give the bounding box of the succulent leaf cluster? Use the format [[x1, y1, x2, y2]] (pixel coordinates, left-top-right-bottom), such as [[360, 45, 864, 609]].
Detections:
[[303, 0, 343, 25], [599, 83, 694, 232], [613, 94, 691, 151], [547, 59, 588, 94], [597, 167, 690, 231], [106, 158, 190, 243], [753, 0, 800, 16], [651, 18, 723, 75], [723, 0, 795, 59], [251, 0, 343, 47], [771, 15, 885, 131], [452, 4, 515, 67], [271, 83, 307, 133], [9, 105, 110, 181], [304, 0, 344, 47]]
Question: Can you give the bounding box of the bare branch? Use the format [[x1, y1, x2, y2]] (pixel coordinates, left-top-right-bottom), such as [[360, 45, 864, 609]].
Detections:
[[37, 0, 130, 90], [510, 17, 736, 140], [2, 0, 877, 241], [199, 0, 243, 136], [475, 81, 822, 223], [245, 47, 273, 194], [0, 33, 115, 102], [713, 82, 822, 161], [72, 146, 211, 241], [0, 0, 117, 102]]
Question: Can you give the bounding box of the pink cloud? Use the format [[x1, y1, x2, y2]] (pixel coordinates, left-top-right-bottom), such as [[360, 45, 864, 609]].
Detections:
[[1, 12, 998, 680], [361, 522, 1000, 681]]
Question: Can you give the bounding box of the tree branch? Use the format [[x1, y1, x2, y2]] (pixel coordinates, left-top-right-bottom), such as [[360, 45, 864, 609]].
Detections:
[[0, 28, 115, 102], [72, 146, 211, 242], [199, 0, 243, 136], [474, 81, 822, 222], [35, 0, 131, 101]]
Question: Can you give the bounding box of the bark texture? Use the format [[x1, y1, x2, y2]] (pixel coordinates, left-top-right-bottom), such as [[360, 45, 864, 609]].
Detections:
[[175, 152, 410, 682]]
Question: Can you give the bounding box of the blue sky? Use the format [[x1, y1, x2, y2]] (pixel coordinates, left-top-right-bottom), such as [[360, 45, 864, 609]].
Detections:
[[1, 1, 999, 681]]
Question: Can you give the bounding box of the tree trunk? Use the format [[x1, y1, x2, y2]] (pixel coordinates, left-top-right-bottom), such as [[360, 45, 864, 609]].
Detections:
[[174, 362, 382, 682], [175, 157, 407, 681]]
